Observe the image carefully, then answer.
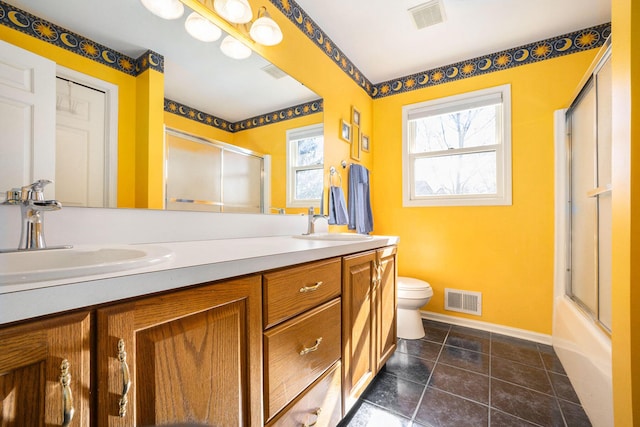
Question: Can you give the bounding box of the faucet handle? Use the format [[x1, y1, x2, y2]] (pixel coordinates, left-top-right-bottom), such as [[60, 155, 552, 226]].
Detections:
[[21, 179, 52, 201], [3, 188, 22, 204]]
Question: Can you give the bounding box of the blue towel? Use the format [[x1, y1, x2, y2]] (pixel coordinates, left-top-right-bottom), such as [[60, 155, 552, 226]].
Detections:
[[328, 186, 348, 225], [348, 164, 373, 234]]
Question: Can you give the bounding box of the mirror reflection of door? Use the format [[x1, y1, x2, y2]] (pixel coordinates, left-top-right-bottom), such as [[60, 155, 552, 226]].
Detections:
[[54, 68, 118, 208], [55, 77, 108, 207], [0, 40, 55, 198]]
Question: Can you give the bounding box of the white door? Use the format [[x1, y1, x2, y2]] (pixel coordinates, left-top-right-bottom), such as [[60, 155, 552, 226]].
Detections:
[[0, 40, 56, 198], [55, 77, 107, 207]]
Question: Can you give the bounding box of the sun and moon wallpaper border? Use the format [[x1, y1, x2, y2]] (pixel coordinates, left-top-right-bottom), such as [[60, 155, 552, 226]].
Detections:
[[0, 0, 611, 129]]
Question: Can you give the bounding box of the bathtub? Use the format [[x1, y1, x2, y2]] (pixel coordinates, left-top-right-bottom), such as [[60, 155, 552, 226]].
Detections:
[[553, 109, 613, 427]]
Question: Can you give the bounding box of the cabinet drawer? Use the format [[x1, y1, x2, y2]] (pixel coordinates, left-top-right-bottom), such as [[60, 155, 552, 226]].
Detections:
[[264, 298, 341, 421], [267, 361, 342, 427], [263, 258, 341, 328]]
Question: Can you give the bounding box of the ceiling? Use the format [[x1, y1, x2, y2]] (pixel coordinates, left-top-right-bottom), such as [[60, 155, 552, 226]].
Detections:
[[295, 0, 611, 83]]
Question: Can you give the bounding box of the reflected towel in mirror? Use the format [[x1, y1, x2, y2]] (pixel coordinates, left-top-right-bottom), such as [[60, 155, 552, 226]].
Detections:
[[328, 186, 348, 225]]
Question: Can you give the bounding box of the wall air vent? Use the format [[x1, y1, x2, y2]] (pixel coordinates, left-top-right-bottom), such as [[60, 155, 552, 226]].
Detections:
[[261, 64, 287, 79], [445, 288, 482, 315], [409, 0, 446, 30]]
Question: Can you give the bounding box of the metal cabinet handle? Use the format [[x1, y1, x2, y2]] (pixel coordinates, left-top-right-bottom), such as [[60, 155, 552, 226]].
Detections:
[[299, 337, 323, 356], [60, 359, 75, 427], [117, 339, 132, 418], [302, 408, 322, 427], [299, 281, 323, 293]]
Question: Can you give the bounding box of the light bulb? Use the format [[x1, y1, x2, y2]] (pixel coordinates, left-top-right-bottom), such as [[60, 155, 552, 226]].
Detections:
[[220, 35, 252, 60], [250, 15, 283, 46], [185, 12, 222, 42], [140, 0, 184, 20], [213, 0, 252, 24]]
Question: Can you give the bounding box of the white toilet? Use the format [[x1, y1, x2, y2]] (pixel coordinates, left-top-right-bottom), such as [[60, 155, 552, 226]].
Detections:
[[397, 277, 433, 339]]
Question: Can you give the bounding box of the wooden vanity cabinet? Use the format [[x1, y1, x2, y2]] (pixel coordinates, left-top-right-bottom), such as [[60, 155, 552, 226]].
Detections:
[[262, 258, 343, 425], [0, 244, 396, 426], [376, 246, 398, 369], [0, 311, 91, 427], [342, 246, 397, 413], [96, 275, 263, 427]]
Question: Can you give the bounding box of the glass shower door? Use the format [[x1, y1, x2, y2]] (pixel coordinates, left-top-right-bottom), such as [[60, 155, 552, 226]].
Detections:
[[568, 50, 612, 332]]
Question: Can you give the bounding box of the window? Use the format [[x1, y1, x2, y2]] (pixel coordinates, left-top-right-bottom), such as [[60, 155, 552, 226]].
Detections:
[[286, 124, 324, 208], [402, 84, 512, 206]]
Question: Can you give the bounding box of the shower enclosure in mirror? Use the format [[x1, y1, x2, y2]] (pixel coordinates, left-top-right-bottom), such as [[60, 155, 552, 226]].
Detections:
[[165, 129, 267, 213]]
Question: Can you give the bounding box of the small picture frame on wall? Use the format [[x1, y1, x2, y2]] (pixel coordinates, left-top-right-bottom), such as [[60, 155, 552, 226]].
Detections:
[[361, 134, 370, 152], [340, 119, 351, 142], [352, 106, 361, 126], [351, 124, 361, 160]]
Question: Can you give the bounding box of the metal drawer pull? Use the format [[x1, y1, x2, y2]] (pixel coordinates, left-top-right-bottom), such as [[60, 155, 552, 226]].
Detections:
[[60, 359, 75, 427], [299, 337, 323, 355], [118, 339, 132, 418], [302, 408, 322, 427], [299, 281, 323, 293]]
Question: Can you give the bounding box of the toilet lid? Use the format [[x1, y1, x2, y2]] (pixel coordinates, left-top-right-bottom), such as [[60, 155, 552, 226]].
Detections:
[[397, 277, 431, 291]]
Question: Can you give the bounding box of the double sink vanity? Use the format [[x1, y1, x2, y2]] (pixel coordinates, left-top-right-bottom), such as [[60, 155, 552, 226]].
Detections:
[[0, 216, 399, 427]]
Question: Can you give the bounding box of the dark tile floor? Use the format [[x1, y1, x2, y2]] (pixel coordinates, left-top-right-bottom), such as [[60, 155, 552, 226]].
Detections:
[[339, 319, 592, 427]]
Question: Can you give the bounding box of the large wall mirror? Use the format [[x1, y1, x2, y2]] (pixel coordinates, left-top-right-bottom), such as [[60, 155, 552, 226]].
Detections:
[[0, 0, 323, 213]]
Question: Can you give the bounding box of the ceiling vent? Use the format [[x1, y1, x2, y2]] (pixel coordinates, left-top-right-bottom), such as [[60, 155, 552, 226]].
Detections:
[[261, 64, 287, 79], [409, 0, 446, 30]]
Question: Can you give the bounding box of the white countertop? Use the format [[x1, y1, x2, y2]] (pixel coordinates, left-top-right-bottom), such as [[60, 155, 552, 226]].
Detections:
[[0, 235, 398, 325]]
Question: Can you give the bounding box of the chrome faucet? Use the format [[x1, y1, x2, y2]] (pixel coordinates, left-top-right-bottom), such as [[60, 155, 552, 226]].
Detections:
[[4, 180, 62, 250], [304, 206, 327, 235]]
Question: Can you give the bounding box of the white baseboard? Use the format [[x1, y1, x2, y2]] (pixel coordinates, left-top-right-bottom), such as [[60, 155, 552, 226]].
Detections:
[[421, 311, 553, 346]]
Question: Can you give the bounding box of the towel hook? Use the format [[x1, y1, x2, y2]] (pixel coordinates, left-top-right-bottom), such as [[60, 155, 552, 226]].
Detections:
[[329, 166, 342, 187]]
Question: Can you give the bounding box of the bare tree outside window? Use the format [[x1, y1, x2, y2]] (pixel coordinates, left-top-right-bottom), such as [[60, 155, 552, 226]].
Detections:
[[286, 124, 324, 207], [402, 84, 512, 206], [410, 105, 499, 196]]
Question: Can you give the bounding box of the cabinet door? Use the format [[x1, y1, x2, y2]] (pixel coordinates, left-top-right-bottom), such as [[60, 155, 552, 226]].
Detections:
[[96, 276, 263, 427], [376, 246, 397, 370], [342, 250, 376, 413], [0, 311, 91, 427]]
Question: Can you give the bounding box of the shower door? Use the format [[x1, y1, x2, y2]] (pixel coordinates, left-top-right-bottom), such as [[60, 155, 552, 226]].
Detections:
[[567, 48, 612, 332]]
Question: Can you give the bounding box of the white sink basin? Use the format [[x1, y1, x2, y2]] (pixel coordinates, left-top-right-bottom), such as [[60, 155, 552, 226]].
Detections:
[[0, 244, 174, 285], [293, 233, 374, 241]]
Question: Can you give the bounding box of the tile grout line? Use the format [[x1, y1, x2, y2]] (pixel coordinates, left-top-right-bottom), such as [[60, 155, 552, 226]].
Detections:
[[488, 332, 493, 427], [539, 346, 570, 427], [409, 324, 451, 424]]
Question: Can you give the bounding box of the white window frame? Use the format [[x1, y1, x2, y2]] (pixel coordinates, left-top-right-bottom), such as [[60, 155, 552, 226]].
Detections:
[[286, 123, 324, 208], [402, 84, 512, 207]]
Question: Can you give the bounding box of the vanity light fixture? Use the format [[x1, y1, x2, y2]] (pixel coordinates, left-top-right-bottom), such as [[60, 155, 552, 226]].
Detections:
[[220, 35, 252, 59], [249, 7, 283, 46], [213, 0, 253, 24], [140, 0, 184, 20], [185, 11, 222, 42]]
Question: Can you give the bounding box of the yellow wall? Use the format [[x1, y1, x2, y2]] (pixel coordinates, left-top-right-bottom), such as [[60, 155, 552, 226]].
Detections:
[[249, 1, 374, 197], [611, 0, 640, 424], [371, 51, 598, 334], [0, 25, 139, 207], [234, 113, 323, 214], [135, 68, 165, 209]]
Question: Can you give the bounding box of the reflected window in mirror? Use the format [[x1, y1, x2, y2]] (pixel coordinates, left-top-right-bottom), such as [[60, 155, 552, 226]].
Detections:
[[286, 124, 324, 208]]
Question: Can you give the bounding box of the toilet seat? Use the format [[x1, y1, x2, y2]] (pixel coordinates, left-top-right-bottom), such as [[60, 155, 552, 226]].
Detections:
[[398, 277, 432, 292]]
